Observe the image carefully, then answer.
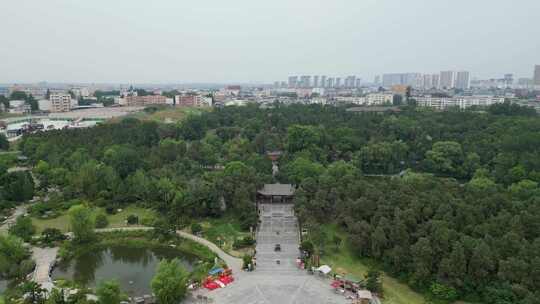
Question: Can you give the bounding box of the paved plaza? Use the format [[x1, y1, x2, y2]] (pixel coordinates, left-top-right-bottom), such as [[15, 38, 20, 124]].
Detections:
[[200, 204, 348, 304]]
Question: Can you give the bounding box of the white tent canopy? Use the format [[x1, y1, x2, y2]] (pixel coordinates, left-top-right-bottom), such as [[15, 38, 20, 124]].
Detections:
[[317, 265, 332, 274], [357, 290, 373, 300]]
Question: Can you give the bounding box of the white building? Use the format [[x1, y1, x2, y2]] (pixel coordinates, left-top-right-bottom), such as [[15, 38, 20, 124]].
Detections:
[[310, 97, 328, 105], [366, 93, 394, 105], [38, 99, 52, 111], [423, 74, 433, 89], [534, 65, 540, 87], [9, 100, 25, 108], [50, 93, 72, 112], [416, 95, 504, 110], [432, 74, 440, 88], [439, 71, 455, 89], [455, 71, 471, 89], [345, 93, 394, 106]]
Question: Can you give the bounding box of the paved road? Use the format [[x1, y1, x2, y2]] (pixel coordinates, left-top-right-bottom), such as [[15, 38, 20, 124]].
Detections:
[[7, 166, 31, 173]]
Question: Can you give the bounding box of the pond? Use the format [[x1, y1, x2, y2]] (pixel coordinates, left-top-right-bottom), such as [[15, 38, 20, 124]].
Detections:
[[51, 245, 196, 296]]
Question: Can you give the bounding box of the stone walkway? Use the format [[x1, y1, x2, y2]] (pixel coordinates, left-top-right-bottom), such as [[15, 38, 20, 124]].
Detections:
[[0, 205, 28, 235], [192, 204, 348, 304], [31, 247, 59, 292]]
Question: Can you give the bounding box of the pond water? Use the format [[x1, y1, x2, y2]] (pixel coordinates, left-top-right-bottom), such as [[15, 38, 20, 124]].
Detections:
[[51, 245, 196, 296]]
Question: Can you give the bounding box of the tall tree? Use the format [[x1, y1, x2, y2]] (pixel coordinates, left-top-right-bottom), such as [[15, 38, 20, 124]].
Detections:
[[68, 204, 95, 243], [8, 216, 36, 241], [0, 134, 8, 150], [151, 259, 189, 304]]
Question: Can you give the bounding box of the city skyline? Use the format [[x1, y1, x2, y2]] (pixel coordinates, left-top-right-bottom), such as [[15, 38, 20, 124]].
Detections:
[[1, 0, 539, 83]]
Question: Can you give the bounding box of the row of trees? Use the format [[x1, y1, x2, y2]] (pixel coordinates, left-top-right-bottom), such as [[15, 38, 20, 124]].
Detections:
[[0, 91, 39, 111]]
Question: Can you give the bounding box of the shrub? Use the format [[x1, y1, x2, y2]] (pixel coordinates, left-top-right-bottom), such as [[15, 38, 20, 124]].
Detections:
[[95, 211, 109, 228], [126, 214, 139, 225], [105, 206, 116, 215], [190, 223, 203, 235], [41, 228, 65, 243], [430, 282, 458, 301], [140, 215, 156, 226], [233, 236, 256, 249], [9, 216, 36, 241], [242, 254, 253, 270], [300, 240, 314, 255]]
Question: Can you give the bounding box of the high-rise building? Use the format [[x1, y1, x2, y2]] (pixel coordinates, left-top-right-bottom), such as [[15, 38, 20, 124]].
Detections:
[[49, 93, 72, 112], [382, 73, 421, 87], [517, 78, 533, 88], [320, 75, 327, 88], [335, 77, 342, 88], [432, 74, 440, 89], [327, 77, 335, 88], [382, 74, 403, 87], [343, 76, 354, 88], [504, 74, 514, 87], [355, 78, 362, 88], [288, 76, 298, 88], [300, 75, 311, 88], [374, 75, 381, 85], [534, 65, 540, 86], [440, 71, 455, 89], [455, 71, 471, 89], [313, 75, 319, 88], [423, 74, 433, 89]]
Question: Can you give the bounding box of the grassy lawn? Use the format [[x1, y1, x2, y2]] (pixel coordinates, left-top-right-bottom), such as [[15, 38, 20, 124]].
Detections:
[[196, 215, 253, 257], [32, 213, 70, 233], [106, 205, 157, 228], [315, 224, 427, 304], [32, 205, 157, 233], [117, 106, 210, 124]]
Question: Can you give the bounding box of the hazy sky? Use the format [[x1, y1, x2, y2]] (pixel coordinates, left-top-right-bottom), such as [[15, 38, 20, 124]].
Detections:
[[1, 0, 539, 83]]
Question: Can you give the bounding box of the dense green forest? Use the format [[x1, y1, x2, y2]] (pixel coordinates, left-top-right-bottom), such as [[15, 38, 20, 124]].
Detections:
[[13, 103, 540, 303]]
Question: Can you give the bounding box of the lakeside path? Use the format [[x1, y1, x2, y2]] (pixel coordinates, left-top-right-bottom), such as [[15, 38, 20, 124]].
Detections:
[[176, 230, 243, 274]]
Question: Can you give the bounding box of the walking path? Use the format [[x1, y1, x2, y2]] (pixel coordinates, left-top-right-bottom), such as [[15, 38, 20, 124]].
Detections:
[[177, 230, 243, 273], [31, 247, 58, 292], [0, 205, 28, 235]]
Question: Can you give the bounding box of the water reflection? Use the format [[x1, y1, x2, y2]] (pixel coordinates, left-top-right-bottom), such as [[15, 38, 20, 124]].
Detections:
[[52, 245, 194, 296]]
